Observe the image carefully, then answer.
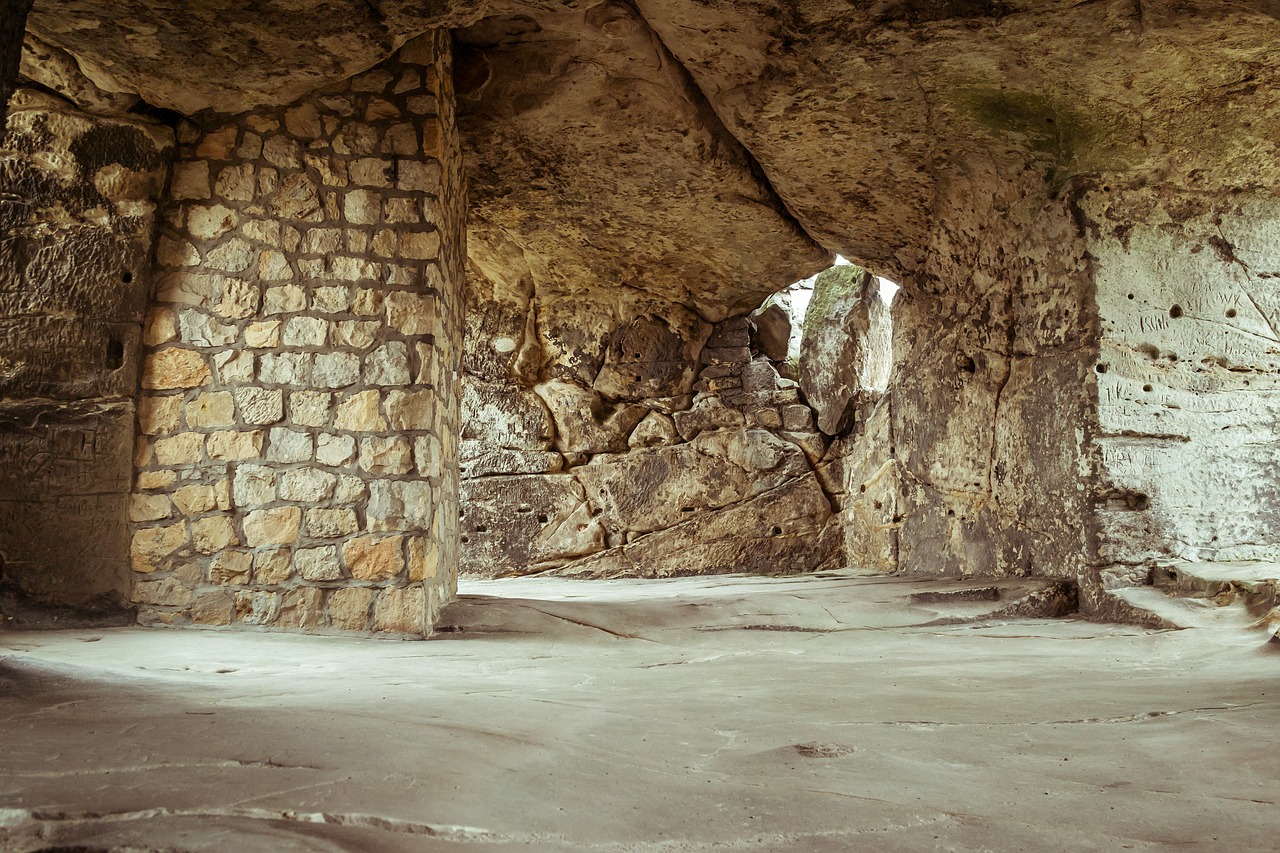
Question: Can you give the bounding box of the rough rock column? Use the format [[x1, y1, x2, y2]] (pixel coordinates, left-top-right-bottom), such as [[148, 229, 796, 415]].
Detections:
[[130, 31, 463, 635], [0, 89, 172, 618]]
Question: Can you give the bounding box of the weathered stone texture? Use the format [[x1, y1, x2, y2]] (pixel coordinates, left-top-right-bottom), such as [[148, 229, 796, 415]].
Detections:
[[0, 88, 172, 616], [129, 32, 464, 635]]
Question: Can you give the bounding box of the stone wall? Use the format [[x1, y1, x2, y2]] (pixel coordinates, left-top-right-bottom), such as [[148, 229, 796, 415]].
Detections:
[[459, 265, 841, 579], [1089, 187, 1280, 595], [129, 32, 463, 635], [0, 88, 172, 619]]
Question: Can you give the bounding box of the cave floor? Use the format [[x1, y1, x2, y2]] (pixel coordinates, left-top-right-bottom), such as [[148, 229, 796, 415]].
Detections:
[[1, 571, 1278, 852]]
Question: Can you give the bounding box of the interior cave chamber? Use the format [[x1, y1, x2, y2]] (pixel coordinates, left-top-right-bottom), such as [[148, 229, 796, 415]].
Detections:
[[1, 0, 1278, 639]]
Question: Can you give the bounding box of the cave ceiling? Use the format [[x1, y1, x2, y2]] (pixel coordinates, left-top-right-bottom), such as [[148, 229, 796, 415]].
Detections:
[[23, 0, 1280, 308]]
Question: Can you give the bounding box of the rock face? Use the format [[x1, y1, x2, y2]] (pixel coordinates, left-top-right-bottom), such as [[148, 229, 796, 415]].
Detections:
[[798, 266, 892, 436], [455, 4, 831, 320], [0, 88, 171, 615]]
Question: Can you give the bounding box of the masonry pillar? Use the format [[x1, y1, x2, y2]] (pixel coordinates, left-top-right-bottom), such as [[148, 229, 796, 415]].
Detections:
[[129, 31, 464, 635]]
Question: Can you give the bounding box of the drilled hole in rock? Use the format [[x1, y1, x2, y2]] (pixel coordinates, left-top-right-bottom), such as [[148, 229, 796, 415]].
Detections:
[[1127, 293, 1135, 300], [105, 337, 125, 370], [1169, 304, 1183, 319], [474, 525, 487, 533], [537, 514, 549, 524], [1143, 384, 1153, 392], [959, 355, 977, 374], [120, 270, 134, 284], [1226, 308, 1237, 318], [1095, 363, 1108, 374], [771, 526, 782, 536]]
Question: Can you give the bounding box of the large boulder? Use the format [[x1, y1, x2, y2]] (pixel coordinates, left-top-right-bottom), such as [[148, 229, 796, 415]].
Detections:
[[798, 266, 892, 436]]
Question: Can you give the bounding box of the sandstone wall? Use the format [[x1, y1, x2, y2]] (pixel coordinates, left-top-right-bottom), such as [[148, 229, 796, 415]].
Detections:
[[0, 88, 171, 618], [1089, 188, 1280, 595], [833, 163, 1100, 587], [459, 268, 841, 579], [129, 32, 463, 635]]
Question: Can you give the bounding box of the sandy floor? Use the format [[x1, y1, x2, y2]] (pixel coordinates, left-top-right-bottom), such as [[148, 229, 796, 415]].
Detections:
[[1, 571, 1277, 851]]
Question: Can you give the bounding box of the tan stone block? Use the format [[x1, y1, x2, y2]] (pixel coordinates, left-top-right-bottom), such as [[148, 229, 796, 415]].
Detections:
[[173, 557, 204, 586], [414, 434, 441, 478], [263, 135, 302, 169], [209, 549, 252, 585], [207, 429, 264, 461], [343, 534, 404, 582], [131, 522, 188, 573], [343, 189, 381, 225], [304, 153, 348, 188], [213, 350, 255, 384], [192, 515, 238, 554], [421, 121, 441, 158], [143, 307, 178, 346], [346, 229, 369, 254], [205, 238, 255, 272], [253, 548, 294, 584], [139, 394, 183, 435], [186, 391, 236, 428], [303, 227, 342, 254], [143, 348, 211, 390], [215, 163, 256, 202], [214, 278, 260, 319], [245, 114, 280, 133], [155, 272, 213, 307], [386, 122, 418, 156], [283, 315, 329, 348], [350, 158, 391, 188], [259, 352, 313, 385], [296, 545, 342, 581], [285, 103, 322, 138], [136, 470, 177, 491], [385, 389, 434, 431], [407, 536, 439, 581], [279, 467, 337, 502], [158, 234, 199, 267], [264, 284, 307, 314], [333, 390, 387, 431], [332, 319, 379, 349], [130, 493, 172, 523], [327, 587, 373, 631], [305, 507, 359, 538], [288, 391, 332, 427], [242, 218, 280, 246], [334, 474, 367, 504], [333, 122, 379, 156], [373, 585, 425, 634], [363, 341, 410, 386], [259, 166, 282, 200], [397, 160, 440, 194], [173, 483, 217, 515], [238, 131, 263, 160], [371, 229, 397, 258], [259, 250, 293, 281], [360, 435, 412, 475], [234, 387, 284, 424], [400, 230, 440, 261], [352, 288, 383, 315], [188, 204, 238, 240], [134, 577, 194, 607], [266, 428, 314, 463], [171, 161, 211, 200], [244, 320, 281, 348], [277, 587, 326, 629], [329, 255, 380, 282], [311, 286, 352, 314], [316, 433, 356, 467], [190, 589, 234, 625], [384, 291, 435, 335], [414, 341, 436, 384], [243, 506, 302, 547], [214, 478, 232, 510], [235, 590, 282, 625], [153, 431, 205, 465], [195, 126, 237, 159], [178, 309, 237, 347], [232, 463, 276, 506]]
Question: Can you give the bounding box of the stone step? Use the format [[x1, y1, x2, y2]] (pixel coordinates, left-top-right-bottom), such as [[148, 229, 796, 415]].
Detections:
[[1110, 562, 1280, 639]]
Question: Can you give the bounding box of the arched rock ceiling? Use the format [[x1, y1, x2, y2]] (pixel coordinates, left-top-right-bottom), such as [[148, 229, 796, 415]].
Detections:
[[26, 0, 1280, 304]]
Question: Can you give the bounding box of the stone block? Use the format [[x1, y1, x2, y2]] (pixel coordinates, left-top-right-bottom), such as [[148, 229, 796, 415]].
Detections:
[[408, 537, 439, 581], [253, 548, 294, 585], [296, 545, 342, 581], [327, 587, 373, 631], [129, 493, 172, 523], [385, 291, 435, 335], [264, 284, 307, 314], [244, 320, 282, 348], [185, 391, 236, 428], [306, 507, 360, 538], [343, 534, 405, 581], [192, 515, 238, 554], [234, 387, 285, 425], [364, 341, 411, 385], [174, 483, 218, 515], [277, 587, 326, 629], [316, 433, 357, 466], [213, 350, 255, 384], [130, 522, 188, 573], [279, 467, 338, 502], [139, 395, 183, 435], [267, 428, 314, 463], [283, 316, 329, 348], [360, 435, 413, 475], [373, 585, 425, 634], [209, 550, 252, 585], [235, 590, 281, 626], [259, 352, 313, 385], [135, 577, 194, 607], [207, 429, 264, 461], [243, 506, 301, 547], [289, 391, 332, 427], [153, 432, 205, 465], [334, 390, 387, 431], [313, 351, 361, 388], [189, 590, 234, 625], [143, 348, 211, 389]]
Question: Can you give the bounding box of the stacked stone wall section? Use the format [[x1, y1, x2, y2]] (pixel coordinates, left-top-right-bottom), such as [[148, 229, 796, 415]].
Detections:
[[130, 31, 462, 635]]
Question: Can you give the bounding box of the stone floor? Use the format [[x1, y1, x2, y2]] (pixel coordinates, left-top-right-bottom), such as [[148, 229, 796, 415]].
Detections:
[[1, 571, 1278, 851]]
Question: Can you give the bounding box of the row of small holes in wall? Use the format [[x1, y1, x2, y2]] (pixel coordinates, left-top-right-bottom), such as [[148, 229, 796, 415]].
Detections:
[[1127, 295, 1238, 320]]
